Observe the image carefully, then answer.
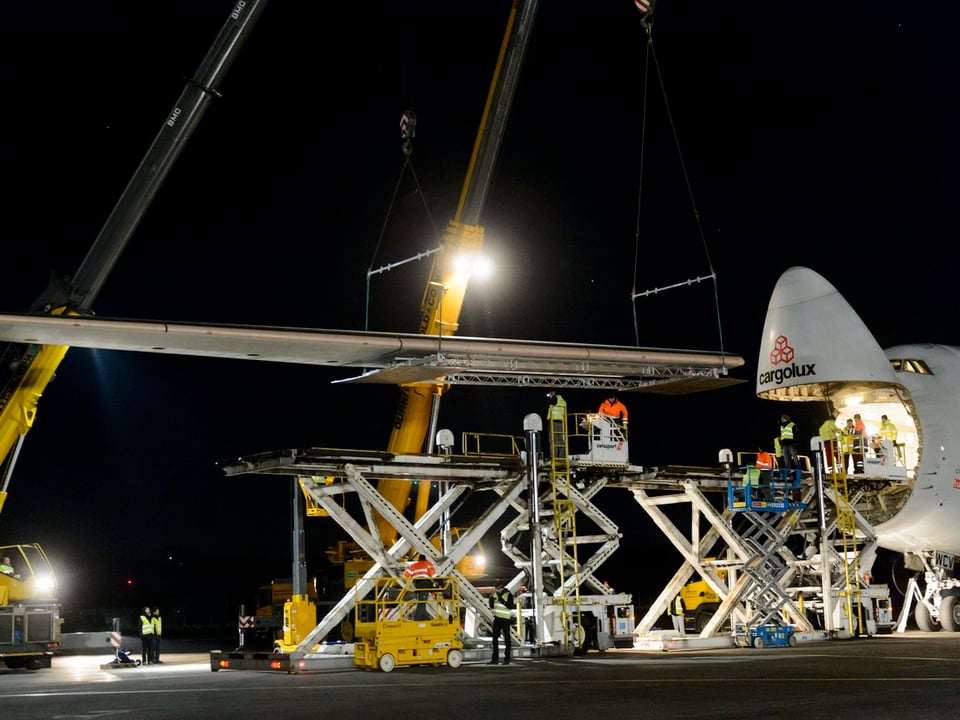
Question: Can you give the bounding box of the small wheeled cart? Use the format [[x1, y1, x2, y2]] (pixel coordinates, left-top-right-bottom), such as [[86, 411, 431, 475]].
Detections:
[[733, 623, 797, 649]]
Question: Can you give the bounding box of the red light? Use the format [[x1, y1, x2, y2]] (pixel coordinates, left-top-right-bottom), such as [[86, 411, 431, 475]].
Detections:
[[126, 579, 134, 586]]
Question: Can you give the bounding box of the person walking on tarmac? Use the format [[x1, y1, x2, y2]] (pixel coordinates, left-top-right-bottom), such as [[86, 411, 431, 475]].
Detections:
[[489, 583, 515, 665], [139, 606, 154, 665], [668, 593, 685, 636], [598, 393, 628, 426], [150, 608, 163, 664]]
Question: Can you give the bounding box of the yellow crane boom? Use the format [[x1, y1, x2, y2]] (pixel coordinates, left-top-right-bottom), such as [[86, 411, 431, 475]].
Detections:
[[376, 1, 540, 548]]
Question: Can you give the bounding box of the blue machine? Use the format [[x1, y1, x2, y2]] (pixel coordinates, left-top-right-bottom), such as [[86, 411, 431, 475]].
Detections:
[[734, 623, 797, 649]]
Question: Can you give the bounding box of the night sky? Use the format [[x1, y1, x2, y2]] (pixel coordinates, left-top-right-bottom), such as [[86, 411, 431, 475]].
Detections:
[[2, 2, 957, 623]]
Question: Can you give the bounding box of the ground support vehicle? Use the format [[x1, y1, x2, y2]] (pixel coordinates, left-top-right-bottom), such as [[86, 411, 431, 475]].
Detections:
[[242, 578, 327, 651], [517, 593, 634, 652], [352, 576, 463, 672], [676, 563, 727, 634], [734, 622, 797, 648], [0, 544, 60, 669]]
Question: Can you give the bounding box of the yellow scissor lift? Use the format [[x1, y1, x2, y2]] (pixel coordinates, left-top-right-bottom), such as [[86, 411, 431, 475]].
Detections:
[[353, 576, 463, 672]]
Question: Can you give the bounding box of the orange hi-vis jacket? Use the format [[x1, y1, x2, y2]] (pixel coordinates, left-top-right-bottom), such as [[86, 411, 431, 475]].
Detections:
[[404, 559, 436, 580], [598, 399, 628, 421]]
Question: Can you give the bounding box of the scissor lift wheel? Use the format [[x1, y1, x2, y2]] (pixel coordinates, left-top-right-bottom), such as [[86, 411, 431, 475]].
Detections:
[[379, 653, 396, 673]]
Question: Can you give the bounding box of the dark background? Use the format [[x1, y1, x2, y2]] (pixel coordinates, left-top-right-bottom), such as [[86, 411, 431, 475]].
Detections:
[[1, 1, 956, 628]]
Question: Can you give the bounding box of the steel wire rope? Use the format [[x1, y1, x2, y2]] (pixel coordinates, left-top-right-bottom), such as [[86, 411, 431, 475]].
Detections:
[[364, 7, 443, 332], [630, 14, 728, 367], [364, 155, 443, 331]]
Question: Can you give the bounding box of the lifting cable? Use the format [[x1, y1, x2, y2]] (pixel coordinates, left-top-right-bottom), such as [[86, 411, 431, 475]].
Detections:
[[364, 112, 444, 331], [630, 7, 728, 368], [365, 11, 443, 331]]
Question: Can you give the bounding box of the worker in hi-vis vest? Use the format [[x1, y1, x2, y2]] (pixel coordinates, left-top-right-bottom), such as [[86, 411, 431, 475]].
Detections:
[[779, 415, 799, 476], [489, 583, 515, 665], [151, 608, 163, 664], [598, 393, 628, 425], [139, 606, 154, 665], [668, 593, 685, 636], [819, 415, 841, 473]]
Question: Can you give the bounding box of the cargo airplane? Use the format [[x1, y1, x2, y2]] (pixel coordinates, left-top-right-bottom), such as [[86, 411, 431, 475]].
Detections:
[[758, 266, 960, 632]]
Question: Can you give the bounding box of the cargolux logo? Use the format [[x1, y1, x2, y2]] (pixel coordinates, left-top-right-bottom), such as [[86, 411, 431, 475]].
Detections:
[[758, 334, 817, 386], [769, 335, 794, 365]]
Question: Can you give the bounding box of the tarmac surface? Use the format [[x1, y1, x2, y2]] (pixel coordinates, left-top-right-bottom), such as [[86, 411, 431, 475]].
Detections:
[[2, 632, 957, 719]]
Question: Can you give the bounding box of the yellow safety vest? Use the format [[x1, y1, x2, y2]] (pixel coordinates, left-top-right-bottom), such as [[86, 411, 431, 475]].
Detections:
[[491, 590, 513, 619], [152, 615, 162, 637], [819, 419, 838, 440], [841, 429, 855, 452], [780, 422, 795, 441], [140, 615, 154, 635], [742, 466, 761, 488], [672, 595, 684, 616], [880, 419, 898, 442]]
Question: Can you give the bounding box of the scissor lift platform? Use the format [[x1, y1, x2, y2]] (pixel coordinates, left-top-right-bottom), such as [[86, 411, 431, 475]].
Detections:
[[353, 576, 464, 672]]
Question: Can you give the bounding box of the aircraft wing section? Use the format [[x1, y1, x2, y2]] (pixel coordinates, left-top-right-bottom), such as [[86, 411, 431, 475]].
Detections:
[[757, 266, 899, 400], [0, 313, 744, 392]]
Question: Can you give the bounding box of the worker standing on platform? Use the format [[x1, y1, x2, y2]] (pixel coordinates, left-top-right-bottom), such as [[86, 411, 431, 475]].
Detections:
[[819, 415, 841, 473], [755, 449, 774, 500], [853, 414, 867, 473], [779, 415, 799, 476], [879, 414, 900, 463], [404, 554, 436, 620], [843, 417, 865, 474], [668, 593, 685, 636], [598, 393, 628, 426]]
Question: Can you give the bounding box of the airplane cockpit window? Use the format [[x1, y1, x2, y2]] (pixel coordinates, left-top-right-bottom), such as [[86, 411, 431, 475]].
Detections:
[[890, 359, 933, 374]]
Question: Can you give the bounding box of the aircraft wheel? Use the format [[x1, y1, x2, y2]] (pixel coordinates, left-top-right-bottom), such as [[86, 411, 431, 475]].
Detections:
[[378, 653, 396, 673], [446, 649, 463, 669], [915, 602, 940, 632], [939, 596, 960, 632], [753, 636, 765, 649]]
